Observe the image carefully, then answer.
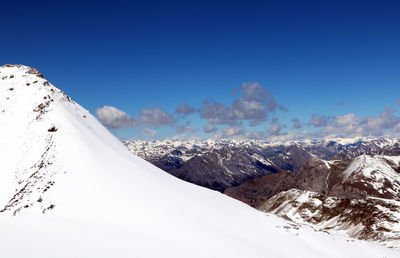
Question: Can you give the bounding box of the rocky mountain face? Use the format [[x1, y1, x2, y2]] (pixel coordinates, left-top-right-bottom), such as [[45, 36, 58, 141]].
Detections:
[[225, 158, 340, 207], [125, 137, 400, 192], [259, 189, 400, 247], [168, 144, 318, 192], [226, 155, 400, 204], [225, 155, 400, 246], [126, 140, 329, 192]]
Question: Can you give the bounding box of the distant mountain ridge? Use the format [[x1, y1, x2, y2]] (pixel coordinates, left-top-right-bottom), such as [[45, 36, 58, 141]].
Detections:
[[125, 137, 400, 191]]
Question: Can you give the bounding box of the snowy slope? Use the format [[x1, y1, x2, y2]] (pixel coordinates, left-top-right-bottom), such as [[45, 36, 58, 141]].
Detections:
[[0, 65, 398, 257]]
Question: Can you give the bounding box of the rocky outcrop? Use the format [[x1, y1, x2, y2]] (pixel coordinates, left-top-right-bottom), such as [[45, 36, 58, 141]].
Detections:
[[225, 158, 344, 207], [226, 154, 400, 246], [260, 189, 400, 247], [226, 155, 400, 205], [224, 171, 295, 208]]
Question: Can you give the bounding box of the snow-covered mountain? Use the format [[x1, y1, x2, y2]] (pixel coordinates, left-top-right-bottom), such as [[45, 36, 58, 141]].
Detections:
[[125, 139, 313, 191], [260, 189, 400, 248], [2, 64, 396, 257], [334, 138, 400, 160], [335, 155, 400, 199], [125, 137, 400, 161], [125, 137, 400, 192], [226, 155, 400, 247]]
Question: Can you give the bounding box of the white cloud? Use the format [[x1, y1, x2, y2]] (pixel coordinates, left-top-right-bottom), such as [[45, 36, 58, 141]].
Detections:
[[175, 122, 196, 133], [320, 107, 400, 137], [232, 98, 266, 125], [292, 118, 302, 129], [203, 123, 217, 133], [200, 82, 285, 127], [221, 125, 244, 137], [139, 108, 176, 128], [96, 106, 138, 129], [175, 104, 196, 115], [268, 119, 282, 136], [309, 114, 331, 127], [200, 100, 237, 125], [140, 128, 157, 137], [96, 106, 177, 130]]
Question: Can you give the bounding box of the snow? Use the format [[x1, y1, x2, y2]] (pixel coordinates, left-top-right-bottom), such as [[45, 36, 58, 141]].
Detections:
[[322, 160, 331, 169], [0, 65, 398, 257], [341, 155, 400, 195]]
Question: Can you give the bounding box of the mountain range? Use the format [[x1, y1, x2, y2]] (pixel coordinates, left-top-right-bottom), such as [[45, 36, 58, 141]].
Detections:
[[125, 137, 400, 191], [2, 65, 396, 257], [126, 135, 400, 247]]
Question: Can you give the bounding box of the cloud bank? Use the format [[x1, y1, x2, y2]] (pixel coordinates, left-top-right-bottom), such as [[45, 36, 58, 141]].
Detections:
[[321, 107, 400, 137], [96, 106, 175, 129], [96, 84, 400, 140]]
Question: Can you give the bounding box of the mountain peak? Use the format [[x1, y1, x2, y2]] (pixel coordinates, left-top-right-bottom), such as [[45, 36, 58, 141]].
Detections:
[[0, 63, 91, 215], [0, 64, 44, 79], [0, 64, 32, 69]]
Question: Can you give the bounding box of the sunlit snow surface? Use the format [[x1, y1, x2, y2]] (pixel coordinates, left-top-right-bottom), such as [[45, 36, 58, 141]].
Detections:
[[0, 65, 398, 257]]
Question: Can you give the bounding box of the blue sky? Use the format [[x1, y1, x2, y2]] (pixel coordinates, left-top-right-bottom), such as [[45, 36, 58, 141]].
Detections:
[[2, 0, 400, 140]]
